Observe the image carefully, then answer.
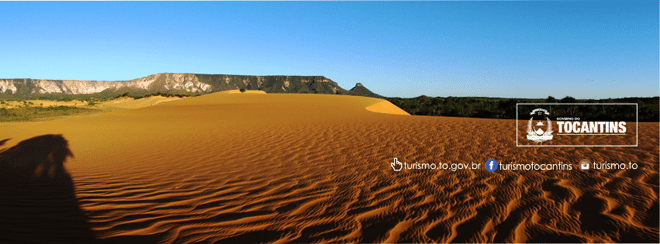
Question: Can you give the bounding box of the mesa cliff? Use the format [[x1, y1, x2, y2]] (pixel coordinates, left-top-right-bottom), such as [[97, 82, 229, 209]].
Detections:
[[0, 73, 382, 98]]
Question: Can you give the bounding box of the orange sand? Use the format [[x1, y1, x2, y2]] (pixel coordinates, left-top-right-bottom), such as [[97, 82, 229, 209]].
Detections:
[[99, 96, 181, 109], [0, 93, 657, 243], [366, 100, 410, 115], [218, 89, 267, 94]]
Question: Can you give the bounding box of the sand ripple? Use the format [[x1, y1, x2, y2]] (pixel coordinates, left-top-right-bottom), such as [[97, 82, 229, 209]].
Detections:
[[1, 93, 657, 243]]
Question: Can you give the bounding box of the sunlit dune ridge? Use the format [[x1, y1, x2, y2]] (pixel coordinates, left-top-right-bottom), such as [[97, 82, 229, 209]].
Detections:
[[0, 92, 657, 243]]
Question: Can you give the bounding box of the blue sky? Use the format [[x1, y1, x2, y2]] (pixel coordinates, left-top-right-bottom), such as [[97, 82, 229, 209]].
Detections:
[[0, 1, 657, 98]]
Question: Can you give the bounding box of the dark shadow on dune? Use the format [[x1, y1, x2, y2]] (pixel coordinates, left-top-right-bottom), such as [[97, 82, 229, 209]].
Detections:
[[0, 135, 95, 243]]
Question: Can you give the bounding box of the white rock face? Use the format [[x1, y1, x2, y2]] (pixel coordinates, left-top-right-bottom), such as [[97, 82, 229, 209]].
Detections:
[[257, 77, 264, 88], [0, 80, 18, 94], [0, 73, 213, 95], [159, 73, 212, 93]]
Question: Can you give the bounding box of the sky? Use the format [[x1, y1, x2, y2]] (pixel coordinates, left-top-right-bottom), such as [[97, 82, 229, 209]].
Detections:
[[0, 1, 657, 99]]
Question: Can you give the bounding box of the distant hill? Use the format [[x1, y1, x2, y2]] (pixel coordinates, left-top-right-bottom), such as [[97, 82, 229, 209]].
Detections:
[[349, 83, 382, 98], [0, 73, 382, 99]]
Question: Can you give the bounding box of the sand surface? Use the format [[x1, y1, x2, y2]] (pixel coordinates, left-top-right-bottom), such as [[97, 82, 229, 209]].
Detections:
[[366, 100, 410, 115], [0, 93, 658, 243], [217, 90, 267, 94], [98, 96, 181, 109]]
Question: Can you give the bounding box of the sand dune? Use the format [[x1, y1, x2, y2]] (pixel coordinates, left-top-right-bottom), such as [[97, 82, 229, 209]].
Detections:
[[0, 92, 657, 243], [366, 100, 410, 115], [99, 96, 181, 109], [217, 89, 267, 94]]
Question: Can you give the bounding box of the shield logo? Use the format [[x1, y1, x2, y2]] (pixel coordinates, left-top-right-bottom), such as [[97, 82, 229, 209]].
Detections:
[[532, 112, 546, 135], [527, 108, 553, 143]]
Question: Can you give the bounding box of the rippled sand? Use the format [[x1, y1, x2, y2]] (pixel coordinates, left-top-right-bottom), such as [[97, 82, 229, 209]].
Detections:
[[1, 93, 657, 243]]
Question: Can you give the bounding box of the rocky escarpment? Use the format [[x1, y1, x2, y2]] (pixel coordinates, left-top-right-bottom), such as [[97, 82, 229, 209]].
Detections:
[[0, 73, 210, 96], [0, 73, 382, 98]]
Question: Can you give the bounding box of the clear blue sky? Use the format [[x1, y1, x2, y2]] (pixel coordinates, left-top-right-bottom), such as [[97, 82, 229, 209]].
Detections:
[[0, 1, 657, 99]]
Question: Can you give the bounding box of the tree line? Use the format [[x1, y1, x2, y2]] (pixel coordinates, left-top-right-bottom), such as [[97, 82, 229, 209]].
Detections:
[[386, 96, 659, 122]]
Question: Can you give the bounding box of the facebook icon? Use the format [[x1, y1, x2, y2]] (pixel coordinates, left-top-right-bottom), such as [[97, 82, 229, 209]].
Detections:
[[486, 159, 498, 172]]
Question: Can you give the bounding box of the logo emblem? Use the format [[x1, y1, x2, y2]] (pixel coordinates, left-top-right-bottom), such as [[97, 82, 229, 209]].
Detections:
[[526, 108, 553, 143]]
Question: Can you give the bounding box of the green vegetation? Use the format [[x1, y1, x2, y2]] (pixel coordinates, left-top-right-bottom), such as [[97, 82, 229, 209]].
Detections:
[[0, 90, 196, 122], [386, 96, 659, 122], [0, 105, 101, 122], [239, 88, 246, 93], [57, 97, 74, 102], [112, 91, 190, 100]]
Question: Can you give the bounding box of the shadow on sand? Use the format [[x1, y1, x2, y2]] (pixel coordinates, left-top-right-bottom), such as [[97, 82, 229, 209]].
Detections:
[[0, 134, 95, 243]]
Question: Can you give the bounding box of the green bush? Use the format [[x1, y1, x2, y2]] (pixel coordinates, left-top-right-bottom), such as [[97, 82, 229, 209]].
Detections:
[[57, 97, 74, 102], [0, 105, 100, 122], [240, 88, 246, 93], [559, 96, 577, 103]]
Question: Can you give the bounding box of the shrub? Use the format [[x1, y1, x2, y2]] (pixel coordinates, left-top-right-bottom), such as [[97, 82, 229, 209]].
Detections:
[[57, 97, 73, 102], [239, 88, 246, 93], [560, 96, 577, 103]]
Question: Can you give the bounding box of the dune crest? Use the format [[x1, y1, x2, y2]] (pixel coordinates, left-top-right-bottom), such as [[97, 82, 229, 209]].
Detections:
[[218, 90, 267, 94], [366, 100, 410, 115], [102, 96, 182, 109]]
